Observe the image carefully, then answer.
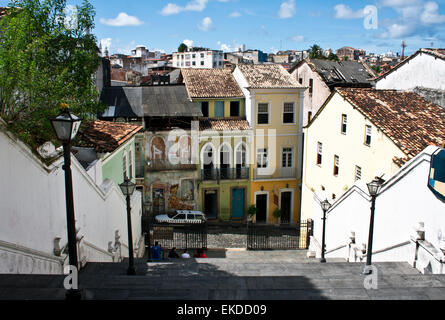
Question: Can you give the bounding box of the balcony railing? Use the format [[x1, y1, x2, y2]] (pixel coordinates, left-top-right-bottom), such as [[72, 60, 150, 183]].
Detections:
[[201, 167, 250, 181], [147, 159, 197, 172], [253, 167, 297, 180]]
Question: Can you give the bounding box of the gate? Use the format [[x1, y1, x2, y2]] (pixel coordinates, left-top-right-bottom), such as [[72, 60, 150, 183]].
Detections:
[[247, 220, 313, 250], [143, 216, 208, 251]]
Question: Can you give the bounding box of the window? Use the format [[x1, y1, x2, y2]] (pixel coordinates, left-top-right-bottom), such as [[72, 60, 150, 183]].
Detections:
[[308, 111, 313, 123], [299, 78, 303, 84], [123, 153, 127, 179], [192, 61, 196, 66], [200, 53, 204, 58], [341, 114, 347, 134], [333, 155, 339, 176], [201, 101, 209, 117], [185, 54, 190, 60], [200, 61, 204, 66], [282, 148, 293, 168], [317, 142, 322, 165], [192, 54, 196, 59], [230, 101, 240, 117], [257, 148, 268, 168], [355, 166, 362, 181], [185, 61, 190, 67], [257, 103, 269, 124], [365, 125, 372, 145], [129, 150, 133, 179], [215, 101, 225, 117], [181, 179, 194, 201], [309, 79, 313, 95], [283, 102, 295, 124]]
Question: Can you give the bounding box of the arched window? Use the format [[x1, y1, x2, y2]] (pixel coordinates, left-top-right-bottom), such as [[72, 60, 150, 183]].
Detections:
[[201, 143, 216, 180], [219, 143, 232, 180], [235, 143, 248, 179]]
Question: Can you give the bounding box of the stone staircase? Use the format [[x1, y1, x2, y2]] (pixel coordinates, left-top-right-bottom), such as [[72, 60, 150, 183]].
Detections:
[[1, 250, 445, 300]]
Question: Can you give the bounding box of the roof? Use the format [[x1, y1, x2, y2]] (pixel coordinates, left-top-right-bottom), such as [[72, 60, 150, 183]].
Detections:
[[335, 88, 445, 163], [293, 59, 375, 88], [199, 118, 251, 131], [237, 64, 302, 89], [100, 85, 202, 118], [181, 68, 244, 99], [375, 48, 445, 81], [76, 120, 142, 153]]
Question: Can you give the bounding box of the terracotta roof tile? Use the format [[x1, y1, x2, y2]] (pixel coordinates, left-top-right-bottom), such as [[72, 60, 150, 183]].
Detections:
[[238, 64, 302, 89], [76, 120, 142, 153], [182, 68, 244, 98], [336, 88, 445, 163], [199, 118, 251, 131]]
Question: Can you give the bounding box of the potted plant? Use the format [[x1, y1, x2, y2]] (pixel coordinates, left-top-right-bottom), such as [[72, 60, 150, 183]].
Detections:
[[247, 205, 257, 223], [273, 208, 282, 225]]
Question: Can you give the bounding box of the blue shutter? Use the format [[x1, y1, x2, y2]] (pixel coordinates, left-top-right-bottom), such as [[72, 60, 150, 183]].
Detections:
[[215, 101, 225, 117]]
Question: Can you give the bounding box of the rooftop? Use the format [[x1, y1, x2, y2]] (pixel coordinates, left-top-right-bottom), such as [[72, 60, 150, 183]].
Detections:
[[199, 118, 251, 131], [291, 59, 375, 88], [181, 68, 244, 99], [76, 120, 142, 153], [237, 64, 302, 89], [375, 48, 445, 81], [336, 88, 445, 163], [100, 85, 202, 118]]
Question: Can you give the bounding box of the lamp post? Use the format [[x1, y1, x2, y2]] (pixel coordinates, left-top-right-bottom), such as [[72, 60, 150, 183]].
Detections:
[[364, 177, 383, 274], [119, 177, 137, 275], [50, 108, 82, 300], [146, 160, 152, 263], [320, 199, 331, 263]]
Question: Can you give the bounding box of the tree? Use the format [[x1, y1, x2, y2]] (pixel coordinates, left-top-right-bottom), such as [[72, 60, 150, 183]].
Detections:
[[309, 44, 323, 59], [327, 53, 340, 61], [178, 43, 188, 53], [342, 56, 349, 61], [0, 0, 103, 149]]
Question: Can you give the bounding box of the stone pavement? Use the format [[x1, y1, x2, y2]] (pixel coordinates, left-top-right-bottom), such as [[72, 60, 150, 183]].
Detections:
[[1, 250, 445, 300]]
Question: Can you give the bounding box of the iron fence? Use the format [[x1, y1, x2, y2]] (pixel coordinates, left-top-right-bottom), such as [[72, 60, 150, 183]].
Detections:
[[144, 217, 208, 251], [201, 167, 249, 182], [247, 220, 314, 250]]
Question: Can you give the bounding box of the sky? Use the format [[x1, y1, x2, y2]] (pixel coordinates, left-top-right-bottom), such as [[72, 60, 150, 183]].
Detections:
[[2, 0, 445, 55]]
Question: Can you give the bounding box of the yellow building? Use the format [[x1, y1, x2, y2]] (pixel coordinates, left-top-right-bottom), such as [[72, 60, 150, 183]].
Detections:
[[233, 64, 306, 225], [301, 88, 445, 220]]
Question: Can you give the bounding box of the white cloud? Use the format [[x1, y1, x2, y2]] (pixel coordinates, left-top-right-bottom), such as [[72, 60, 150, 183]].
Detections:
[[160, 0, 208, 16], [278, 0, 296, 19], [380, 23, 416, 38], [99, 38, 112, 52], [198, 17, 213, 31], [334, 4, 366, 19], [100, 12, 144, 26], [290, 35, 305, 42], [183, 39, 194, 48], [421, 1, 445, 24], [380, 0, 422, 8], [229, 11, 241, 18], [218, 41, 243, 52]]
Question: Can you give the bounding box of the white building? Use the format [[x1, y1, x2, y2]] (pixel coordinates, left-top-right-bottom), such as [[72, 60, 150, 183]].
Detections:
[[308, 146, 445, 274], [172, 49, 224, 69], [375, 48, 445, 108]]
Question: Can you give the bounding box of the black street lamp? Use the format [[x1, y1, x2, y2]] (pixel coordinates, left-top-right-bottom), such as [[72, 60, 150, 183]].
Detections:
[[320, 199, 331, 263], [119, 177, 137, 275], [50, 108, 82, 300], [364, 177, 384, 274]]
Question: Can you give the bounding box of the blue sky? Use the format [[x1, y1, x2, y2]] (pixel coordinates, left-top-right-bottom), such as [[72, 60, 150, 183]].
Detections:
[[3, 0, 445, 55]]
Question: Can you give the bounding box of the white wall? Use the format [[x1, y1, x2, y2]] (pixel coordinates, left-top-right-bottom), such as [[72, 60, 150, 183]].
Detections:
[[0, 125, 143, 274], [376, 52, 445, 91], [310, 146, 445, 273], [291, 62, 331, 126]]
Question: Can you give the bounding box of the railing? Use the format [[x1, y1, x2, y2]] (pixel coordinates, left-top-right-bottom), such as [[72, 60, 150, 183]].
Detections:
[[247, 220, 314, 250], [146, 222, 208, 251], [147, 159, 197, 172], [201, 167, 250, 181], [253, 167, 297, 180]]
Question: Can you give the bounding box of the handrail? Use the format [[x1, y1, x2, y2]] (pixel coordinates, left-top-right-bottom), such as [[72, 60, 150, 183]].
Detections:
[[415, 239, 445, 263], [372, 241, 411, 255], [326, 244, 347, 255], [0, 239, 65, 263]]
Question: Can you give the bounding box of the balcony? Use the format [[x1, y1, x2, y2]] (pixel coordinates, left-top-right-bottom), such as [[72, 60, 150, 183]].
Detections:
[[253, 167, 297, 180], [147, 159, 197, 172], [201, 167, 250, 182]]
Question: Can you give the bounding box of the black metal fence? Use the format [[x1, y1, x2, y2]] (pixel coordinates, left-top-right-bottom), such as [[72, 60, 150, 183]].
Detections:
[[247, 220, 314, 250], [201, 168, 249, 182], [143, 216, 208, 251]]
